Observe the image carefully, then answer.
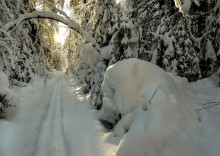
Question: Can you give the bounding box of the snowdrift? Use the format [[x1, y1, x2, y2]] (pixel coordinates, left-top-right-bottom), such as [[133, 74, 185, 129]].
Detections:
[[99, 58, 187, 125], [99, 58, 219, 156]]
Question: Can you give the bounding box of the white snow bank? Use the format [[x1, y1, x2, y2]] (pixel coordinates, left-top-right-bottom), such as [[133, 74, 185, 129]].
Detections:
[[99, 58, 220, 156], [99, 58, 181, 124], [0, 71, 9, 87]]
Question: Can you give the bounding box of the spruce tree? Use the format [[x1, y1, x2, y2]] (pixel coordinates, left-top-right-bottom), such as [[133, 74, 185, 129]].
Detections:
[[110, 6, 138, 62], [0, 0, 47, 84], [95, 0, 117, 47]]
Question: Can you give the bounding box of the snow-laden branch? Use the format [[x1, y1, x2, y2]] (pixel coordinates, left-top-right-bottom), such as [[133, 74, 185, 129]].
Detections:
[[0, 28, 13, 41], [3, 10, 101, 53]]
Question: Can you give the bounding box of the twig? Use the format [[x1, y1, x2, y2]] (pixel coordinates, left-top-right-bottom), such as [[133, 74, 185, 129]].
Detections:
[[202, 102, 220, 106], [149, 85, 160, 104], [196, 103, 220, 111]]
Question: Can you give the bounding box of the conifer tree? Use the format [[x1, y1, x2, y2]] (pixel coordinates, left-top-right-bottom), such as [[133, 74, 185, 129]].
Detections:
[[0, 0, 47, 84], [95, 0, 117, 47], [110, 6, 138, 62]]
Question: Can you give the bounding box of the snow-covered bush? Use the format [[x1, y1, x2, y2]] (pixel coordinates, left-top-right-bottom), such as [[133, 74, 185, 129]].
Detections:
[[0, 87, 19, 119], [89, 61, 106, 109], [99, 58, 206, 156], [73, 43, 101, 94], [0, 72, 19, 119], [99, 58, 177, 126], [174, 0, 201, 13]]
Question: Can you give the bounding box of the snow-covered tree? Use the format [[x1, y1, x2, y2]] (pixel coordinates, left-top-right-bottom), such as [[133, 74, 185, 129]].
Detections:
[[0, 0, 47, 84], [124, 0, 219, 81], [110, 6, 138, 62], [89, 61, 106, 109], [94, 0, 116, 47], [200, 1, 220, 77]]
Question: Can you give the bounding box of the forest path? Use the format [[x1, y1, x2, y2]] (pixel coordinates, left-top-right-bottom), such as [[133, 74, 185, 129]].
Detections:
[[32, 80, 68, 156], [0, 72, 118, 156]]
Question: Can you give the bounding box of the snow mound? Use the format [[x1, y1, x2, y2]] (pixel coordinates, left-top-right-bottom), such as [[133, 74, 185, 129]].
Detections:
[[0, 71, 9, 87], [0, 87, 20, 119], [99, 58, 210, 156], [99, 58, 178, 124]]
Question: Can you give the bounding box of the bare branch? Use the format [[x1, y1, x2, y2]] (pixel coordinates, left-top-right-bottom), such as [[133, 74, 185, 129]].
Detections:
[[196, 103, 220, 111], [149, 85, 160, 104], [202, 102, 220, 105]]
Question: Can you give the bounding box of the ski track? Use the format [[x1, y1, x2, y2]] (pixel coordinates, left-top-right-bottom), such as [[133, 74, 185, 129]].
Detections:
[[32, 79, 116, 156], [33, 80, 68, 156]]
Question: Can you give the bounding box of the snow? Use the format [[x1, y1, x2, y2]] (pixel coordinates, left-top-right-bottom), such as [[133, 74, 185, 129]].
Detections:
[[1, 65, 220, 156], [101, 45, 113, 60], [174, 0, 200, 13], [0, 71, 9, 87], [205, 39, 217, 61], [100, 58, 174, 120], [4, 9, 101, 53], [79, 43, 100, 68], [214, 0, 220, 11], [100, 58, 220, 156], [0, 72, 118, 156]]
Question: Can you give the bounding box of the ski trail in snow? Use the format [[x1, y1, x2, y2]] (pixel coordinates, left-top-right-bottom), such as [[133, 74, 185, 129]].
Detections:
[[33, 81, 68, 156], [0, 75, 118, 156]]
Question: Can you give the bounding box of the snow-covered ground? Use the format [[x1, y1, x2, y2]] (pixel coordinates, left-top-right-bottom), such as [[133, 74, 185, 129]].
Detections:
[[0, 72, 118, 156], [0, 63, 220, 156]]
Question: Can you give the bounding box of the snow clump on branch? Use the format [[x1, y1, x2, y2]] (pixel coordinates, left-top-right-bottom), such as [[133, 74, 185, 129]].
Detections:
[[174, 0, 200, 13]]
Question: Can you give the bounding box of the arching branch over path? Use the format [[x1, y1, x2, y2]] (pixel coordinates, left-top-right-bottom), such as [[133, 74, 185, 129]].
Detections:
[[3, 0, 101, 53]]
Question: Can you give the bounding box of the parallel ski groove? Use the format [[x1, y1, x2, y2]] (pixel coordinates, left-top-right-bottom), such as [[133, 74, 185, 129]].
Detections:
[[34, 81, 68, 156]]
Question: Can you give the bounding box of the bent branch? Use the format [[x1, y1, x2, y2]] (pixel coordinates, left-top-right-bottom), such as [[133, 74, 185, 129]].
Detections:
[[3, 10, 101, 53]]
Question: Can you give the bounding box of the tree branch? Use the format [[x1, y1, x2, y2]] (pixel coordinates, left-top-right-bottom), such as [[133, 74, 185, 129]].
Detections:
[[3, 10, 101, 53], [149, 85, 160, 104], [196, 103, 220, 111]]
